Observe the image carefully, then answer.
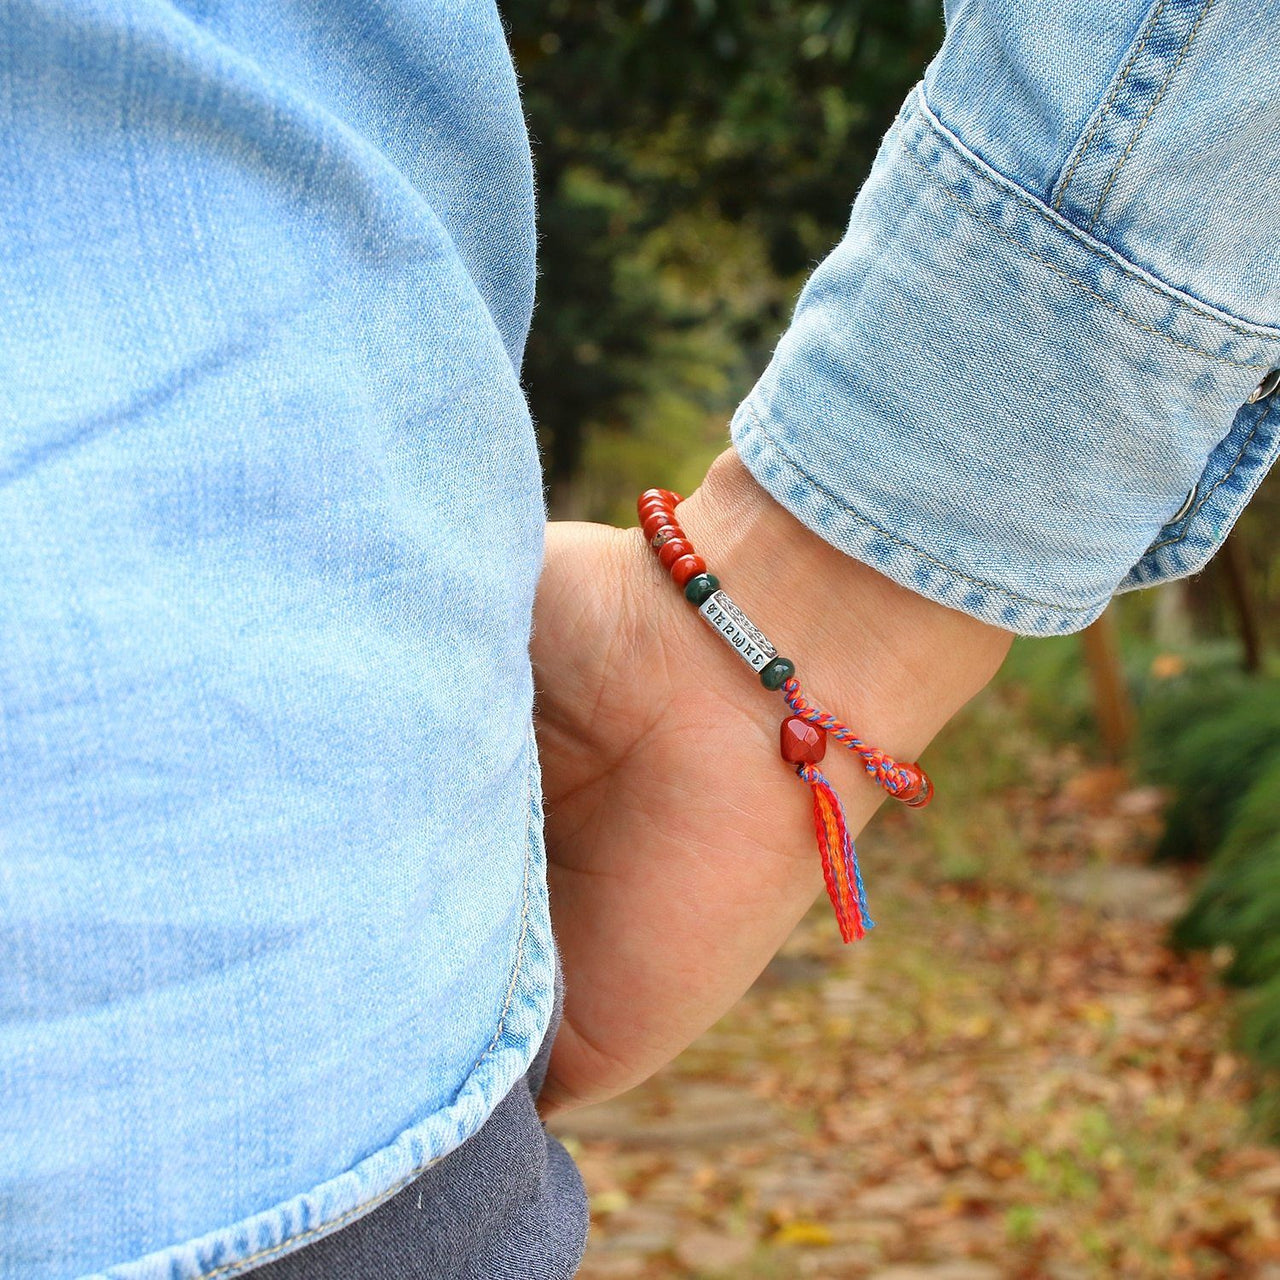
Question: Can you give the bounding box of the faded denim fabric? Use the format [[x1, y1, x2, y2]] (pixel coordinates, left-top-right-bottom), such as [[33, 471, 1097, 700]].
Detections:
[[1, 2, 554, 1278], [734, 0, 1280, 635], [248, 959, 586, 1280], [3, 1, 1280, 1279]]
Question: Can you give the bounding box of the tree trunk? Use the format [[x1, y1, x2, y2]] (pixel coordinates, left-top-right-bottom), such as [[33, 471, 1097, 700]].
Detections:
[[1220, 533, 1264, 673], [1081, 609, 1134, 762]]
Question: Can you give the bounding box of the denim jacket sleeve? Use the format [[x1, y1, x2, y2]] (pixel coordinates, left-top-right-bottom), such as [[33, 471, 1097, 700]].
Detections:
[[730, 0, 1280, 636]]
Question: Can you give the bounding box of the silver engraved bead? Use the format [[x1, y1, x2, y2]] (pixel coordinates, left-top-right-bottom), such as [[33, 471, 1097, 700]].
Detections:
[[697, 589, 778, 673]]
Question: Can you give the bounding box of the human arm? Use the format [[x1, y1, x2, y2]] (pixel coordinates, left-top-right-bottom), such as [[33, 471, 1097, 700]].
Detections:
[[534, 447, 1009, 1113], [534, 0, 1280, 1112]]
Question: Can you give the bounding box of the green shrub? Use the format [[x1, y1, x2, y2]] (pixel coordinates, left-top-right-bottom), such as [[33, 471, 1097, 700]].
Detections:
[[1174, 752, 1280, 987], [1239, 974, 1280, 1074], [1138, 673, 1280, 861], [1160, 678, 1280, 1133]]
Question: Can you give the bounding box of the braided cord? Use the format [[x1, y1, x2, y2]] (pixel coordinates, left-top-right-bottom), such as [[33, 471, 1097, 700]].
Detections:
[[782, 677, 915, 797]]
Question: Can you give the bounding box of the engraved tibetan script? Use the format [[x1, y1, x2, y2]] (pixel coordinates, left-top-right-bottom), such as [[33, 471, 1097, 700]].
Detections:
[[697, 590, 777, 672]]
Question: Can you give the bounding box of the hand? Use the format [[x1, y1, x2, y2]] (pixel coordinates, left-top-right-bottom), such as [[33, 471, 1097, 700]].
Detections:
[[531, 448, 1010, 1114]]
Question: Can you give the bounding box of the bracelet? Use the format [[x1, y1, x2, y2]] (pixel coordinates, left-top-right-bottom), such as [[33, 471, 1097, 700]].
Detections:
[[637, 487, 933, 943]]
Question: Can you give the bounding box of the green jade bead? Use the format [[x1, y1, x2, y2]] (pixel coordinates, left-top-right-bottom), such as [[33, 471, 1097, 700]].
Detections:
[[683, 572, 719, 606], [759, 656, 795, 690]]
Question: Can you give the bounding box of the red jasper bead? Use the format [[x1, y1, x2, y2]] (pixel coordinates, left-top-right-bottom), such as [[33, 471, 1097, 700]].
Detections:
[[780, 716, 826, 764], [639, 501, 673, 524], [637, 489, 682, 521], [658, 538, 693, 568], [650, 524, 683, 548], [642, 510, 674, 540], [670, 553, 707, 587]]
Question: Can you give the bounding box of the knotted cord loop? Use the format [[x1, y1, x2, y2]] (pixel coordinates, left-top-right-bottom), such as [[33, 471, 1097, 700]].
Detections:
[[781, 677, 931, 804]]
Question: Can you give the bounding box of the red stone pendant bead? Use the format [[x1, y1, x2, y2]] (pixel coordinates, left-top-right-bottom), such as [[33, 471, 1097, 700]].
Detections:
[[780, 715, 826, 764]]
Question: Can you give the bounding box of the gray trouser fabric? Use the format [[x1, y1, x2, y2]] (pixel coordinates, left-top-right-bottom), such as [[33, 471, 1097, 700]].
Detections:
[[250, 965, 587, 1279]]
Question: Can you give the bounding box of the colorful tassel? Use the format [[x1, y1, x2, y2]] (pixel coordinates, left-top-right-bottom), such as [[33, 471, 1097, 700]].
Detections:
[[798, 762, 873, 943]]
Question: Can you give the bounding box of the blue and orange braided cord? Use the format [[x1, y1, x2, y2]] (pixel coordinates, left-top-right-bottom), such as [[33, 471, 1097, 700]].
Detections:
[[781, 677, 931, 805]]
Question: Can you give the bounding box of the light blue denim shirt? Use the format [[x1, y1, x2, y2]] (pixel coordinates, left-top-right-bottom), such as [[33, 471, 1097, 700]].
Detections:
[[735, 0, 1280, 635], [2, 4, 553, 1278], [1, 1, 1276, 1278]]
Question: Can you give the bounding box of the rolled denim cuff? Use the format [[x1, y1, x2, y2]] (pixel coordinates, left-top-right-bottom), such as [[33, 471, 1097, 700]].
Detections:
[[731, 87, 1280, 637]]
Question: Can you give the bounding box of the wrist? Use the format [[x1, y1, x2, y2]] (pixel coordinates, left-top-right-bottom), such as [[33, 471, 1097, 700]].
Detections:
[[662, 447, 1011, 762]]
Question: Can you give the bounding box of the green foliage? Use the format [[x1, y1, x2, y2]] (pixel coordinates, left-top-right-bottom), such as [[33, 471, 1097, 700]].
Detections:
[[1174, 750, 1280, 986], [1138, 670, 1280, 862], [1239, 973, 1280, 1075], [1153, 676, 1280, 1131], [995, 635, 1097, 744], [503, 0, 944, 512]]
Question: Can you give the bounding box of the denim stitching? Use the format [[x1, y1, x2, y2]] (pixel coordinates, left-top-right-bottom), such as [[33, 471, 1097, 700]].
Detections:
[[197, 1172, 428, 1279], [898, 146, 1266, 372], [1147, 398, 1275, 551], [471, 728, 536, 1071], [737, 401, 1101, 615], [914, 90, 1280, 344], [1053, 0, 1169, 211], [1087, 0, 1217, 233]]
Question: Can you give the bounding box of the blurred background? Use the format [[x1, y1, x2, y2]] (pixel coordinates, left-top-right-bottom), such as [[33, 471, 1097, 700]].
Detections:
[[502, 3, 1280, 1276]]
